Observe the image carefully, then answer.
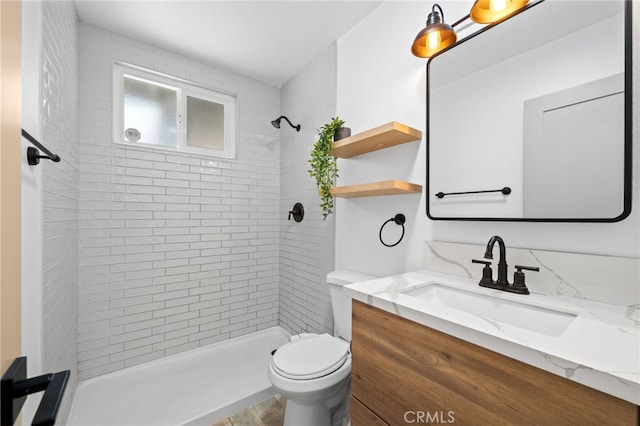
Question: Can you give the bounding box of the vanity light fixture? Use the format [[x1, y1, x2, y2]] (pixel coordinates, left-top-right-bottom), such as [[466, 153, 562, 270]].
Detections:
[[411, 0, 529, 58], [411, 4, 458, 58], [470, 0, 529, 23]]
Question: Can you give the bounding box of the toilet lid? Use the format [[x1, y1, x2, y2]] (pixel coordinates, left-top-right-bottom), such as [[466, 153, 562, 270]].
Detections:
[[272, 334, 349, 380]]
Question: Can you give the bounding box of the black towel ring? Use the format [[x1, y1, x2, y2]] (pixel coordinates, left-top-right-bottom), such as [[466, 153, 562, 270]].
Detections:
[[379, 214, 406, 247]]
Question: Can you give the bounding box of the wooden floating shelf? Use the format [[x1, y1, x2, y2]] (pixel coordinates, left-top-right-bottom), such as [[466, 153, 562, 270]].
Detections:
[[332, 121, 422, 159], [331, 180, 422, 198]]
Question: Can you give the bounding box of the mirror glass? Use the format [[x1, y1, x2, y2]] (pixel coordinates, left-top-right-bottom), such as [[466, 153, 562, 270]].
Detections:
[[427, 0, 631, 221]]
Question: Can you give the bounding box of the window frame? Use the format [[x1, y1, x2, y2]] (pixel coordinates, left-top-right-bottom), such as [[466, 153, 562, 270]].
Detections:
[[113, 62, 237, 159]]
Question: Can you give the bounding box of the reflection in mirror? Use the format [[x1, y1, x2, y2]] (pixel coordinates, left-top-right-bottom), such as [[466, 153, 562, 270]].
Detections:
[[427, 0, 631, 221]]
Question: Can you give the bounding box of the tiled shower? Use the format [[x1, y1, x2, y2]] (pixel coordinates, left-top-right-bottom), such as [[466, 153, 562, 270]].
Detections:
[[27, 1, 336, 422], [77, 22, 281, 380]]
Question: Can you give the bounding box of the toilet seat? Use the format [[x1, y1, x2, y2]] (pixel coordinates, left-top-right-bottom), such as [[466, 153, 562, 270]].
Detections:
[[271, 334, 349, 380]]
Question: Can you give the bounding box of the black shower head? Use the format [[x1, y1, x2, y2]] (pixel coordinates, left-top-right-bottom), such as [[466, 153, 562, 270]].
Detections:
[[271, 115, 300, 132]]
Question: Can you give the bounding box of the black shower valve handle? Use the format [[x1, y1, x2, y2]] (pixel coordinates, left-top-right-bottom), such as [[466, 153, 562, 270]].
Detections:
[[288, 202, 304, 222]]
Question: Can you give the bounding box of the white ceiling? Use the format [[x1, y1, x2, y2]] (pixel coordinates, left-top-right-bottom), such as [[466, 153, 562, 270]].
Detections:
[[74, 1, 383, 87]]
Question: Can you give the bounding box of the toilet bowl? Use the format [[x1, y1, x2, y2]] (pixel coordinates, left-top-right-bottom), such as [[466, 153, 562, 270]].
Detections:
[[268, 271, 376, 426], [268, 334, 351, 425]]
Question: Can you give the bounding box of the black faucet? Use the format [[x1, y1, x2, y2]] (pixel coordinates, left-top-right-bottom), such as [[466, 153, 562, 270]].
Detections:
[[471, 235, 539, 295], [484, 235, 508, 286]]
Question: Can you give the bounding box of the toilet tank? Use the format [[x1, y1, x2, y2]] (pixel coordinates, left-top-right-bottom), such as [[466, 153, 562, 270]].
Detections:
[[327, 270, 377, 341]]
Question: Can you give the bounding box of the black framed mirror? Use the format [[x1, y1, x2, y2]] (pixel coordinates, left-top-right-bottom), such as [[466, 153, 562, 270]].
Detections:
[[426, 0, 632, 222]]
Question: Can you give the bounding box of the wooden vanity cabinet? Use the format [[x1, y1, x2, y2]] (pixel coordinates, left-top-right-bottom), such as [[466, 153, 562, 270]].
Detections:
[[350, 300, 639, 425]]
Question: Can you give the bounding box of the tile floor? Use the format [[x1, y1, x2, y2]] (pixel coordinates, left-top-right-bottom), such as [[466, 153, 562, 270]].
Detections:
[[212, 394, 286, 426]]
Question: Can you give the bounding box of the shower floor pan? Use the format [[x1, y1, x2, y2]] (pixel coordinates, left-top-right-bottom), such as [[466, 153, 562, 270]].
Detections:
[[67, 327, 290, 426]]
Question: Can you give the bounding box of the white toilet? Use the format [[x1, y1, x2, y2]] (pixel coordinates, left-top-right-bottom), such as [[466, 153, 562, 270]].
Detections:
[[268, 270, 376, 426]]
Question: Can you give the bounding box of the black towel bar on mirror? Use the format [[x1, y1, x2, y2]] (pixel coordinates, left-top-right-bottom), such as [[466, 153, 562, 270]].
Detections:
[[435, 187, 511, 199], [22, 129, 61, 165]]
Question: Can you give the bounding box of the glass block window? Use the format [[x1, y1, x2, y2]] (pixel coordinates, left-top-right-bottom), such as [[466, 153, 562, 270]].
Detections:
[[114, 63, 236, 158]]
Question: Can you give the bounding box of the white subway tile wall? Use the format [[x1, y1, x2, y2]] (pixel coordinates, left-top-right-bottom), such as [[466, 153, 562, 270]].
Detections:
[[78, 23, 281, 379], [41, 1, 80, 421], [279, 45, 337, 335]]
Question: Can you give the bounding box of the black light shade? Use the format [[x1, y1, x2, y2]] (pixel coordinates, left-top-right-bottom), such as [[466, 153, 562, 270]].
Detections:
[[271, 115, 301, 131], [411, 4, 457, 58]]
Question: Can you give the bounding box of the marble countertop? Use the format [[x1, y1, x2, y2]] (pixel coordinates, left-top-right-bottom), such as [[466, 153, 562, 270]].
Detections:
[[344, 269, 640, 405]]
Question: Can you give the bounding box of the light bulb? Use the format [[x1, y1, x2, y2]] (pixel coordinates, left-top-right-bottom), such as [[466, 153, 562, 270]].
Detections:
[[427, 31, 441, 51], [490, 0, 508, 13]]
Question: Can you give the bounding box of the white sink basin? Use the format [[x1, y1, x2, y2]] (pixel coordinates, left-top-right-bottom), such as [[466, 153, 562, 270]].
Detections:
[[401, 284, 577, 336]]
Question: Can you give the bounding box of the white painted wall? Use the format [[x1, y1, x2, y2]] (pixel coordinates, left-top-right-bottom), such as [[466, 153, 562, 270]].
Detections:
[[335, 0, 640, 278], [21, 1, 44, 423]]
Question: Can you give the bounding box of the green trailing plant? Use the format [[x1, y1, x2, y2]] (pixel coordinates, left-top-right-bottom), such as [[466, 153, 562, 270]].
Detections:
[[308, 117, 345, 219]]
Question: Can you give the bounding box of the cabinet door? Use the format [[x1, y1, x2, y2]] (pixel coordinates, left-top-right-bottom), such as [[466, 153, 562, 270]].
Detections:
[[351, 301, 639, 425], [351, 396, 388, 426]]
